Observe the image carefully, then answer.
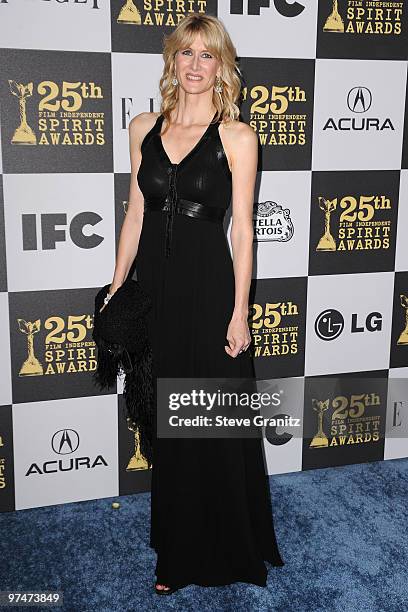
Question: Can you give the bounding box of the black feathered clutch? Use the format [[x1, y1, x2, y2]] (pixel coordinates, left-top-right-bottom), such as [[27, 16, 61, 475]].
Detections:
[[92, 277, 154, 467]]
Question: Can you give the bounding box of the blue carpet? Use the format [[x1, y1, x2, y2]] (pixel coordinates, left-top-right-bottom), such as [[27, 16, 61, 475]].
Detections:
[[1, 457, 407, 611]]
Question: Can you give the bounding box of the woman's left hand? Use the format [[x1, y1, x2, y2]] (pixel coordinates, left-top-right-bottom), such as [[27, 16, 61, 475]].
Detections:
[[224, 313, 251, 358]]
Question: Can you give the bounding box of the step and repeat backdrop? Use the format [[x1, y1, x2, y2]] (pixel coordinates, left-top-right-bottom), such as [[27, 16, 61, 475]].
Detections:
[[0, 1, 407, 512]]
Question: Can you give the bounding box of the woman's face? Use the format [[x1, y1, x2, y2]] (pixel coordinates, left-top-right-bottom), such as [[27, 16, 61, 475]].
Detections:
[[174, 33, 220, 95]]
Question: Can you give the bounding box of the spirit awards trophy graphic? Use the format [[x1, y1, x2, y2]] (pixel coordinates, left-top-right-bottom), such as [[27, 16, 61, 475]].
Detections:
[[397, 295, 408, 345], [126, 419, 152, 470], [309, 398, 330, 448], [9, 80, 37, 145], [117, 0, 141, 24], [17, 319, 44, 376], [316, 196, 337, 251], [323, 0, 345, 33]]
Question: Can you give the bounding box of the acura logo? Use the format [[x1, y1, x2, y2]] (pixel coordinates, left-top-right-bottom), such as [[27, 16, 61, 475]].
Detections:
[[323, 85, 393, 132], [51, 429, 80, 455], [25, 427, 108, 476], [347, 87, 372, 113]]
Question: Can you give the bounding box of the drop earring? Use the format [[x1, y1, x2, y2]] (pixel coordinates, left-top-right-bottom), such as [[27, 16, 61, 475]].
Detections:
[[171, 72, 179, 86], [214, 75, 223, 94]]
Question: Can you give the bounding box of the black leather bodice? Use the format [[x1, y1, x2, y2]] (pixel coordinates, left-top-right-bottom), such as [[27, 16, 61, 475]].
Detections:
[[136, 112, 232, 256]]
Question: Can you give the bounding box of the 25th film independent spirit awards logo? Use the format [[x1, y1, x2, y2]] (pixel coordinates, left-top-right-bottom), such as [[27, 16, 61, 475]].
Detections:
[[9, 290, 101, 403], [114, 0, 205, 25], [309, 168, 400, 276], [0, 49, 113, 173], [323, 0, 403, 35], [238, 56, 315, 171], [110, 0, 218, 52], [249, 278, 307, 380], [317, 1, 406, 60], [302, 375, 387, 470]]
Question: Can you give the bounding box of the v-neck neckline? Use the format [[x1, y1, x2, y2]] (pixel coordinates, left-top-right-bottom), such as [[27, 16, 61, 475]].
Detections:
[[157, 111, 218, 169]]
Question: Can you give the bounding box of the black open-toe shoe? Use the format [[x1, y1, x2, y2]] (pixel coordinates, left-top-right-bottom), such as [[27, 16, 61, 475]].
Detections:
[[154, 583, 177, 595]]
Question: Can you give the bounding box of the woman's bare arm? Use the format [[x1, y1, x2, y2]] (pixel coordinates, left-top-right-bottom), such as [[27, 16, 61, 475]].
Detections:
[[228, 121, 257, 318], [109, 112, 155, 294], [221, 120, 257, 357]]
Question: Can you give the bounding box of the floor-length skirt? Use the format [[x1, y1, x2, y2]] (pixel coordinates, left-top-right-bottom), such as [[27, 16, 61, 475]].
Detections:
[[135, 211, 284, 589]]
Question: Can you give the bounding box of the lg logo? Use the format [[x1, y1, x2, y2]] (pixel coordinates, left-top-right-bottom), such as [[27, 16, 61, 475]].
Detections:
[[315, 309, 344, 340], [315, 308, 382, 341], [230, 0, 305, 17], [22, 212, 104, 250]]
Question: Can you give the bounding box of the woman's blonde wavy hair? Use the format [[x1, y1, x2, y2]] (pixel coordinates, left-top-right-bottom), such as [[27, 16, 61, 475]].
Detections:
[[158, 13, 242, 133]]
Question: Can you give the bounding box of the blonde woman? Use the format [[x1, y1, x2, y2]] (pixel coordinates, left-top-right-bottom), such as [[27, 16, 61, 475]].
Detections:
[[109, 13, 284, 595]]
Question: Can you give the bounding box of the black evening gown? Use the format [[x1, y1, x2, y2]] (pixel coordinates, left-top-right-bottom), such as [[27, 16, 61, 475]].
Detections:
[[134, 111, 284, 590]]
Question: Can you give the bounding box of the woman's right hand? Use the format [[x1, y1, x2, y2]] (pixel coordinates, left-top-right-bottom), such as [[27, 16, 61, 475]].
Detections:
[[98, 283, 121, 313]]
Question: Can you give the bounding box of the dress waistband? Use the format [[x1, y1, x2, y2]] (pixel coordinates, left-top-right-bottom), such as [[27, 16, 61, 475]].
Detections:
[[144, 195, 226, 258], [144, 197, 226, 223]]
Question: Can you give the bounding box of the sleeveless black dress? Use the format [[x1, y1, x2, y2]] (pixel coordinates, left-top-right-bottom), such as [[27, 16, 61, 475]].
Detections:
[[135, 111, 284, 590]]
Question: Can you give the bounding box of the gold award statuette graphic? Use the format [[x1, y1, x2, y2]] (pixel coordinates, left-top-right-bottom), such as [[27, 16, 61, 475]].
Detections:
[[309, 398, 330, 448], [397, 295, 408, 345], [127, 418, 152, 470], [323, 0, 345, 33], [9, 80, 37, 145], [317, 196, 337, 251], [117, 0, 141, 24], [17, 319, 44, 376]]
